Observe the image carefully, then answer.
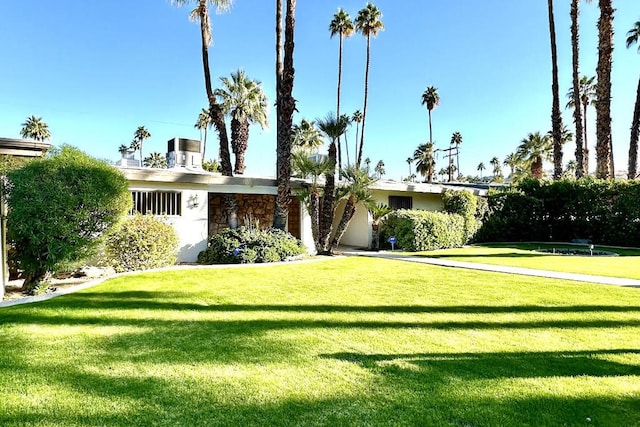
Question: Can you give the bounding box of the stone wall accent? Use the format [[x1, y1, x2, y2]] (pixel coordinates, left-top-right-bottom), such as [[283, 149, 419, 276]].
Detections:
[[208, 193, 300, 238]]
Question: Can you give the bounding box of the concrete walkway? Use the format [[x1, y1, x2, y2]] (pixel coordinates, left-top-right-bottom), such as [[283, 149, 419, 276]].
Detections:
[[340, 249, 640, 288]]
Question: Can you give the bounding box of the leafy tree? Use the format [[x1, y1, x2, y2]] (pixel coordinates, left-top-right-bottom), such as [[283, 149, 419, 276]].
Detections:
[[215, 69, 268, 174], [517, 132, 553, 179], [6, 146, 131, 293], [414, 142, 435, 183], [595, 0, 614, 179], [194, 108, 212, 161], [274, 0, 297, 230], [202, 158, 220, 172], [567, 75, 596, 174], [626, 19, 640, 179], [292, 119, 323, 154], [354, 2, 384, 167], [547, 0, 564, 179], [330, 8, 355, 171], [20, 116, 51, 141], [173, 0, 237, 226], [144, 152, 168, 168], [421, 86, 440, 144], [131, 125, 151, 167]]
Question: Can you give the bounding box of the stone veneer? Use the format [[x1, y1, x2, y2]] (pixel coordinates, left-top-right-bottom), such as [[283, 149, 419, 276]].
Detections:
[[208, 193, 300, 238]]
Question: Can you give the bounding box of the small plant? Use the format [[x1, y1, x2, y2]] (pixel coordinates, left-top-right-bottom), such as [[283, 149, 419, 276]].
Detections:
[[197, 227, 305, 264], [105, 214, 179, 272]]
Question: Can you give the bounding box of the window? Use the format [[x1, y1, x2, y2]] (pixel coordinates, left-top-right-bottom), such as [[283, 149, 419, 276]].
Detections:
[[389, 195, 413, 210], [130, 191, 182, 216]]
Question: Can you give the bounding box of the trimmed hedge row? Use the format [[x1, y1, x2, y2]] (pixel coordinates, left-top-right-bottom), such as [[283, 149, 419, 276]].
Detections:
[[474, 178, 640, 246], [379, 210, 467, 251], [197, 227, 306, 264]]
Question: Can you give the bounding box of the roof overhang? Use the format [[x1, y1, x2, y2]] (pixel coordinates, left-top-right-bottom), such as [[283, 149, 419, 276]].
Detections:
[[0, 137, 51, 157]]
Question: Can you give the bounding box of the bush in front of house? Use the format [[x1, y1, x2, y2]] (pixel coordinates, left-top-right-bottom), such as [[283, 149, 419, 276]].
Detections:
[[197, 227, 305, 264], [379, 210, 466, 251], [105, 213, 179, 272], [442, 189, 480, 241]]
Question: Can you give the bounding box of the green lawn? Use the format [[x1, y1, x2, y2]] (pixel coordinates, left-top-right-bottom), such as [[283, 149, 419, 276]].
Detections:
[[1, 257, 639, 426], [407, 243, 640, 280]]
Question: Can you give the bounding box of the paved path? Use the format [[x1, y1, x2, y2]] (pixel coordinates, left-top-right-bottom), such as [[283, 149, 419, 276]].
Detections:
[[340, 249, 640, 288]]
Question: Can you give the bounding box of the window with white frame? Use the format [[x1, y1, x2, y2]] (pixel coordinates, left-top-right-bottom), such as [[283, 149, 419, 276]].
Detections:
[[130, 191, 182, 216]]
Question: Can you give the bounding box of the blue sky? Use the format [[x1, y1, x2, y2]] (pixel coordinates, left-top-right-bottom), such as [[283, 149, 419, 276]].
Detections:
[[0, 1, 637, 180]]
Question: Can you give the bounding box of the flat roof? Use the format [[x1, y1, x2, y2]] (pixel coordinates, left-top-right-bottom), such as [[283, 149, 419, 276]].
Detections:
[[0, 137, 51, 157]]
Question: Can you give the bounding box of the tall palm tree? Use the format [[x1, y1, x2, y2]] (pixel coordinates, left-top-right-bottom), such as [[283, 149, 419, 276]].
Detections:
[[143, 152, 168, 169], [450, 131, 462, 180], [569, 0, 591, 178], [20, 116, 51, 141], [352, 110, 363, 164], [406, 156, 413, 178], [173, 0, 237, 226], [354, 3, 384, 167], [503, 153, 519, 178], [330, 8, 354, 172], [414, 142, 435, 183], [567, 75, 597, 173], [215, 70, 268, 174], [194, 108, 212, 161], [547, 0, 563, 180], [421, 86, 440, 144], [274, 0, 297, 230], [490, 156, 502, 178], [317, 113, 348, 254], [118, 144, 130, 157], [517, 132, 553, 179], [626, 20, 640, 179], [291, 119, 323, 153], [477, 162, 486, 179], [595, 0, 614, 179], [132, 126, 151, 167], [374, 160, 385, 178]]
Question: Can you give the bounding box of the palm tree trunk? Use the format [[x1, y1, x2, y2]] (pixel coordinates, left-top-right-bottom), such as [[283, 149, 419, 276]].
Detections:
[[548, 0, 563, 180], [428, 110, 433, 143], [532, 156, 543, 179], [583, 101, 590, 173], [319, 142, 336, 254], [232, 119, 250, 174], [274, 0, 296, 230], [570, 0, 585, 178], [595, 0, 614, 179], [628, 78, 640, 179], [357, 34, 371, 168], [202, 127, 208, 161], [330, 195, 356, 250], [354, 122, 360, 165], [336, 34, 344, 174], [309, 191, 320, 251]]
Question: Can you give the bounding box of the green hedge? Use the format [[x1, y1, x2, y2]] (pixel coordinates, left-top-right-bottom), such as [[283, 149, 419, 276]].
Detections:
[[380, 210, 467, 251], [197, 227, 306, 264], [442, 189, 480, 241], [105, 214, 179, 272], [475, 178, 640, 246]]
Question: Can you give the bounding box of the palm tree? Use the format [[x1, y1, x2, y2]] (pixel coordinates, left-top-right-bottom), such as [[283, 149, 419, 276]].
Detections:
[[406, 156, 413, 179], [291, 119, 323, 153], [414, 142, 436, 183], [517, 132, 553, 179], [503, 153, 519, 178], [374, 160, 385, 178], [438, 167, 447, 182], [547, 0, 563, 180], [215, 69, 268, 174], [20, 116, 51, 141], [595, 0, 614, 179], [352, 110, 363, 164], [330, 8, 354, 172], [330, 164, 376, 250], [274, 0, 297, 230], [626, 20, 640, 179], [173, 0, 237, 226], [132, 126, 151, 167], [118, 144, 130, 157], [194, 108, 212, 161], [421, 86, 440, 144], [569, 0, 591, 177], [564, 159, 578, 178], [477, 162, 486, 179], [490, 156, 501, 177], [450, 131, 462, 180], [368, 203, 392, 251], [291, 152, 332, 250], [354, 3, 384, 167], [143, 152, 168, 169], [567, 75, 597, 174], [317, 113, 348, 254]]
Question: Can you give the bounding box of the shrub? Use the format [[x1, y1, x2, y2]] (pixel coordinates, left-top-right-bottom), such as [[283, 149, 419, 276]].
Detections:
[[380, 210, 466, 251], [6, 146, 131, 293], [197, 227, 305, 264], [442, 189, 480, 241], [105, 214, 179, 272]]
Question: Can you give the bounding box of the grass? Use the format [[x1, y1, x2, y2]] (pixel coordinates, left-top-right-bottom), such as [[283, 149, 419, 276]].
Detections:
[[406, 243, 640, 280], [1, 257, 639, 426]]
